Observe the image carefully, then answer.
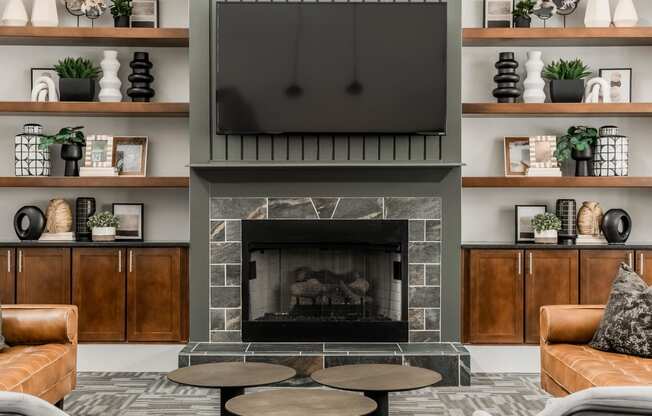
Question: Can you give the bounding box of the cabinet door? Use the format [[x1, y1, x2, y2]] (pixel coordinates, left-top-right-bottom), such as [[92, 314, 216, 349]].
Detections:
[[127, 248, 182, 341], [635, 251, 652, 286], [466, 250, 524, 343], [17, 248, 71, 304], [580, 250, 633, 305], [525, 250, 579, 344], [1, 248, 15, 304], [73, 248, 126, 342]]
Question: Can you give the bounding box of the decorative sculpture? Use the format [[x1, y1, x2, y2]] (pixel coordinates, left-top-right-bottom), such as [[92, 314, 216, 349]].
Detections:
[[31, 0, 59, 27], [1, 0, 28, 26], [613, 0, 638, 27], [31, 75, 59, 102], [45, 199, 73, 234], [523, 51, 546, 104], [585, 0, 611, 28], [99, 50, 123, 102], [577, 201, 604, 236], [14, 206, 46, 241], [127, 52, 155, 102], [602, 209, 632, 244], [492, 52, 521, 104], [584, 77, 611, 104]]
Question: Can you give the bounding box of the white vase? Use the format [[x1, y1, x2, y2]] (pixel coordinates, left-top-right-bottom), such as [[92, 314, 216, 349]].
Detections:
[[99, 50, 123, 103], [585, 0, 612, 27], [614, 0, 638, 27], [534, 230, 558, 244], [1, 0, 28, 26], [92, 227, 116, 242], [523, 51, 546, 104], [31, 0, 59, 27]]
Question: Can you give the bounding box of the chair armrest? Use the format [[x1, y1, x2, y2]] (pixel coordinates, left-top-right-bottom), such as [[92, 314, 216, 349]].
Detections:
[[540, 305, 604, 345], [1, 305, 78, 346]]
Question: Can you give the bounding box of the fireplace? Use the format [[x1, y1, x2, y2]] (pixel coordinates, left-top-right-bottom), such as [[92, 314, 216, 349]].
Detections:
[[242, 220, 409, 342]]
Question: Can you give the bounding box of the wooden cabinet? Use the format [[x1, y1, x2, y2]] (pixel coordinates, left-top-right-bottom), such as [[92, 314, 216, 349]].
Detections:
[[524, 250, 579, 344], [73, 248, 126, 342], [580, 250, 633, 305], [1, 248, 15, 304], [635, 251, 652, 286], [17, 248, 70, 304], [127, 248, 184, 342], [465, 250, 524, 343]]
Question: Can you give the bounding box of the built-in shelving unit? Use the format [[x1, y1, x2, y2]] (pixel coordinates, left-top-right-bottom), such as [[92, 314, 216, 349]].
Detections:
[[0, 102, 189, 117], [463, 27, 652, 47], [463, 103, 652, 117], [462, 177, 652, 188], [0, 177, 189, 188]]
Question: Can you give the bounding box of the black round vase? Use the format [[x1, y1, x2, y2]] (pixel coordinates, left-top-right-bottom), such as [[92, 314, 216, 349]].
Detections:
[[14, 206, 46, 241], [602, 209, 632, 244], [127, 52, 155, 102], [61, 144, 83, 177], [114, 16, 130, 27], [572, 147, 593, 177], [492, 52, 521, 103]]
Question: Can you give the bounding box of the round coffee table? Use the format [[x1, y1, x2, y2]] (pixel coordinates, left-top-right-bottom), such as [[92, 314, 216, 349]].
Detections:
[[311, 364, 442, 416], [168, 362, 296, 416], [226, 388, 377, 416]]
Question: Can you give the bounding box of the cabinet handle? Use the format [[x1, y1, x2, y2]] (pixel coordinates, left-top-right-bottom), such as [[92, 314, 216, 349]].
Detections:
[[517, 252, 522, 275], [129, 250, 134, 273], [6, 250, 10, 273], [641, 253, 645, 276], [529, 252, 533, 276], [17, 250, 22, 274], [628, 253, 634, 269], [118, 250, 122, 273]]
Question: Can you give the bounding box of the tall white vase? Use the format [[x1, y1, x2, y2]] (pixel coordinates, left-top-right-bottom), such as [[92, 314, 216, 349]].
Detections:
[[585, 0, 612, 27], [614, 0, 638, 27], [99, 51, 123, 103], [523, 51, 546, 104], [1, 0, 28, 26], [31, 0, 59, 27]]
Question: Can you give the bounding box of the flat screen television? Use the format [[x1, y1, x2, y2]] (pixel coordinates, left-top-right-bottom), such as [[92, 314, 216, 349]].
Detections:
[[215, 3, 447, 135]]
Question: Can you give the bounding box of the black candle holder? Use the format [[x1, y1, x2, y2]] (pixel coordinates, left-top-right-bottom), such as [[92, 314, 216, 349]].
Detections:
[[492, 52, 521, 103], [127, 52, 156, 103]]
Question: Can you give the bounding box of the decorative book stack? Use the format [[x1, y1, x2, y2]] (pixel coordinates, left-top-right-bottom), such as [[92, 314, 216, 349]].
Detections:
[[79, 167, 118, 177], [39, 232, 75, 241], [576, 234, 608, 245]]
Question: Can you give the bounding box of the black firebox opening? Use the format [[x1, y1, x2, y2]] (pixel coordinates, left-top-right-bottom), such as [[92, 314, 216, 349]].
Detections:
[[242, 220, 409, 342]]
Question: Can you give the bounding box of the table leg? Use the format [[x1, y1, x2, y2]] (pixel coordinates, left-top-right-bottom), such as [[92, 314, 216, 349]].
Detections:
[[364, 391, 389, 416], [220, 387, 245, 416]]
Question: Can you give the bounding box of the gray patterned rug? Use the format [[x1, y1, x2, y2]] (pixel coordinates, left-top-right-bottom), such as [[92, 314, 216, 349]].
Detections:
[[65, 373, 549, 416]]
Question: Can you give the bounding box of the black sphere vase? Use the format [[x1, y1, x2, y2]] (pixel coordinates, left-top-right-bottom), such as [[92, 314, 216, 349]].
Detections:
[[127, 52, 155, 102], [492, 52, 521, 103], [602, 209, 632, 244], [572, 146, 593, 177], [61, 144, 83, 177]]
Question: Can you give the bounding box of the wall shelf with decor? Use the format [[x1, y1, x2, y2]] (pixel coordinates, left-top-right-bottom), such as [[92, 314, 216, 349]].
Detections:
[[0, 102, 189, 117], [190, 161, 465, 169], [463, 103, 652, 117], [462, 177, 652, 188], [463, 27, 652, 47], [0, 27, 189, 47], [0, 177, 189, 188]]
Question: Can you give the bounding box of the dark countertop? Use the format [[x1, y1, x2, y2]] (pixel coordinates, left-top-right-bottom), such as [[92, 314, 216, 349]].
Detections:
[[0, 241, 189, 248], [462, 242, 652, 250]]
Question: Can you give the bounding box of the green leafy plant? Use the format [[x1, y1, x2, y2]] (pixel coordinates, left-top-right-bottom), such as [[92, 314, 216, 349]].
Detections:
[[54, 57, 101, 79], [110, 0, 132, 17], [542, 59, 592, 80], [513, 0, 536, 18], [532, 213, 562, 233], [554, 126, 599, 162], [38, 126, 86, 150], [87, 212, 120, 229]]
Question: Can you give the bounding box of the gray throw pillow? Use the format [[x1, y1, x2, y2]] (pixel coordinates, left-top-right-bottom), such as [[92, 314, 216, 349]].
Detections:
[[589, 264, 652, 358]]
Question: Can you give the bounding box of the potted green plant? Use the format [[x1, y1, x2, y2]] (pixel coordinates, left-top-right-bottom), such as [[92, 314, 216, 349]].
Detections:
[[513, 0, 536, 27], [532, 212, 561, 244], [110, 0, 132, 27], [555, 126, 599, 177], [54, 57, 101, 102], [38, 126, 86, 177], [87, 212, 120, 242], [542, 59, 592, 103]]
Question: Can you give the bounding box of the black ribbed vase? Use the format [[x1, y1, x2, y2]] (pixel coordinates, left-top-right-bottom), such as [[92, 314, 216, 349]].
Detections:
[[127, 52, 156, 102], [492, 52, 521, 103], [556, 199, 577, 245]]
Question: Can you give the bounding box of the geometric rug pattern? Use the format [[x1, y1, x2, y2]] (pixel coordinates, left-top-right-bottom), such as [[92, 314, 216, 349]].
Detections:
[[65, 373, 550, 416]]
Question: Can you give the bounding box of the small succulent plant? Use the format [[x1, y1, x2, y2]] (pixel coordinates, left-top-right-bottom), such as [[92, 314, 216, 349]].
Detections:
[[543, 59, 592, 80], [532, 213, 562, 233], [54, 57, 101, 79]]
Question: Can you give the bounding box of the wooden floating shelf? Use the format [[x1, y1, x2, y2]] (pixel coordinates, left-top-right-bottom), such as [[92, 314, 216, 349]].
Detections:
[[0, 26, 188, 47], [0, 177, 189, 188], [463, 177, 652, 188], [190, 161, 464, 169], [463, 103, 652, 117], [0, 102, 189, 117], [463, 27, 652, 47]]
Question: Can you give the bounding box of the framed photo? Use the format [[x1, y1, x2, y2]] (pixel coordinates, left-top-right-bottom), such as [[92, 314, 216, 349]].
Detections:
[[529, 136, 559, 169], [515, 205, 547, 243], [131, 0, 158, 28], [484, 0, 513, 28], [113, 203, 144, 241], [30, 68, 58, 93], [600, 68, 632, 103], [112, 137, 148, 176], [504, 137, 531, 176], [84, 135, 114, 168]]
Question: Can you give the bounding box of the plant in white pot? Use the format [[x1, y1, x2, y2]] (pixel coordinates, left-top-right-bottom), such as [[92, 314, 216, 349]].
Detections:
[[88, 211, 119, 242], [532, 212, 562, 244]]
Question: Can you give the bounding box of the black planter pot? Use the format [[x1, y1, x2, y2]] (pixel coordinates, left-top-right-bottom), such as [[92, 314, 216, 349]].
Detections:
[[59, 78, 96, 102], [572, 146, 593, 177], [549, 79, 585, 103], [61, 144, 83, 177], [114, 15, 130, 27], [514, 16, 532, 28]]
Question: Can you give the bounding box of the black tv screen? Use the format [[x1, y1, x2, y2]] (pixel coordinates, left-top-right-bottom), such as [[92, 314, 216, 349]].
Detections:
[[215, 3, 447, 135]]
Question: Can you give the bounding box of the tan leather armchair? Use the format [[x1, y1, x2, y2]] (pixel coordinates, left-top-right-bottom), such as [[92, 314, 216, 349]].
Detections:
[[0, 305, 78, 408], [540, 305, 652, 397]]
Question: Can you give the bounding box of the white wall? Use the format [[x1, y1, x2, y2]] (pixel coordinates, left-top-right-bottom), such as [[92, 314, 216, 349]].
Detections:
[[0, 0, 189, 241], [462, 0, 652, 243]]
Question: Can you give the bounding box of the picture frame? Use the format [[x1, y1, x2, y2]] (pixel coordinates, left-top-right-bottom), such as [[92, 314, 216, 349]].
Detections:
[[112, 136, 148, 176], [484, 0, 513, 28], [84, 135, 114, 168], [504, 136, 531, 176], [30, 68, 59, 93], [599, 68, 632, 104], [515, 205, 547, 243], [113, 203, 144, 241], [131, 0, 158, 28], [529, 136, 559, 169]]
